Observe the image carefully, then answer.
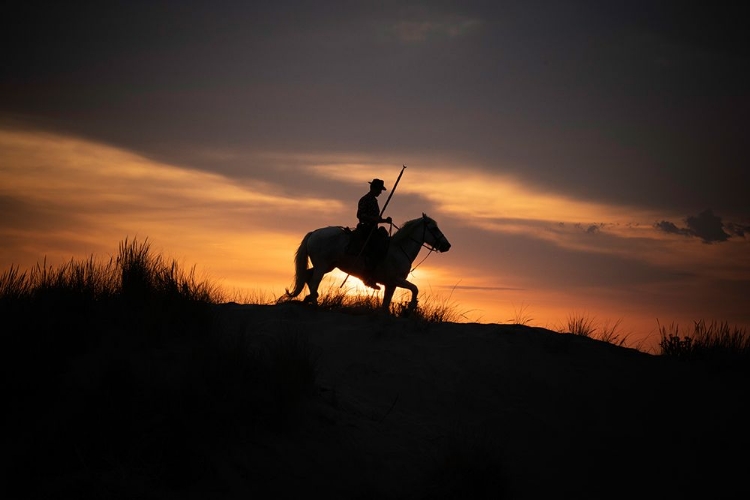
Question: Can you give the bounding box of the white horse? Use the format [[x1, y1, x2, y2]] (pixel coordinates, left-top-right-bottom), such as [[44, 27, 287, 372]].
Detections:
[[283, 213, 451, 312]]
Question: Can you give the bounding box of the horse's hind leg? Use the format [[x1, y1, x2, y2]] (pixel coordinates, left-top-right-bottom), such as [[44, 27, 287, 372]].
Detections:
[[301, 267, 315, 303], [303, 266, 328, 305]]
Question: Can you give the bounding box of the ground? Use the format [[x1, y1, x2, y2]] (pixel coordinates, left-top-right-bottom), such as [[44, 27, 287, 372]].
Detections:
[[206, 302, 750, 499]]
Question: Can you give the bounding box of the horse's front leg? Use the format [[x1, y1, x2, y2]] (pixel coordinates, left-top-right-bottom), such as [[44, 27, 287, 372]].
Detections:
[[391, 278, 418, 312], [382, 285, 396, 312], [405, 282, 419, 311]]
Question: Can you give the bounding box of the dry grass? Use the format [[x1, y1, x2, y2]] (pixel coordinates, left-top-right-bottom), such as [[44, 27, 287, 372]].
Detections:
[[658, 319, 750, 366], [508, 301, 534, 326], [557, 312, 632, 347], [275, 282, 471, 324]]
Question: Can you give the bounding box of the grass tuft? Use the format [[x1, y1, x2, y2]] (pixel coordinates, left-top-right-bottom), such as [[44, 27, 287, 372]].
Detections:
[[658, 319, 750, 368], [563, 312, 598, 337], [557, 312, 631, 347], [508, 301, 534, 326]]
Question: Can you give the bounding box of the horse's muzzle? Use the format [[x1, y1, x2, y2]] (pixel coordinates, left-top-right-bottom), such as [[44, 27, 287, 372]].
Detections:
[[439, 242, 451, 252]]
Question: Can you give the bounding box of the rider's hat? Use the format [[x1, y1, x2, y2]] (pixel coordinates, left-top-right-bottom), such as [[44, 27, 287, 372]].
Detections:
[[369, 178, 387, 191]]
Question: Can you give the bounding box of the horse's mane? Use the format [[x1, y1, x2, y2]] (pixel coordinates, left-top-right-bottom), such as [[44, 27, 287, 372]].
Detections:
[[391, 214, 433, 245]]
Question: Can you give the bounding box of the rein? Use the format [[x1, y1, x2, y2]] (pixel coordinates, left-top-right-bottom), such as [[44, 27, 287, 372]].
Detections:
[[392, 218, 441, 272]]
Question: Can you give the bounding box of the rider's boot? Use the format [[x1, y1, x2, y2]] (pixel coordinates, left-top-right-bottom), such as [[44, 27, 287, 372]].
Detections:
[[363, 276, 380, 290], [362, 256, 381, 290]]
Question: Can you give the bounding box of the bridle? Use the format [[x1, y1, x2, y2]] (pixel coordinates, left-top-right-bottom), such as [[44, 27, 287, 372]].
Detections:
[[420, 216, 448, 252], [392, 214, 448, 271]]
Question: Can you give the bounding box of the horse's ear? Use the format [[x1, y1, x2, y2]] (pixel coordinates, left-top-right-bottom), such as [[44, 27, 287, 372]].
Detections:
[[422, 212, 426, 218]]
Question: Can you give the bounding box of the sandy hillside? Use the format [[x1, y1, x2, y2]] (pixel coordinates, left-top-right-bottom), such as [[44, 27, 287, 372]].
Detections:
[[207, 302, 749, 499]]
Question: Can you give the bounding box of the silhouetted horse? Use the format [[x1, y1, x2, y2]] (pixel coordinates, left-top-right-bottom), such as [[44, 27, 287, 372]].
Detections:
[[283, 213, 451, 312]]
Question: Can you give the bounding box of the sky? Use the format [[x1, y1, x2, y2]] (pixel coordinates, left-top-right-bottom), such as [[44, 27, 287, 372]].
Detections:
[[2, 1, 749, 350]]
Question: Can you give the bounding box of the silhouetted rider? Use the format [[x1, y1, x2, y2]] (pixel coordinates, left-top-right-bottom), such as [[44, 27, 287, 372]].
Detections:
[[356, 178, 392, 289]]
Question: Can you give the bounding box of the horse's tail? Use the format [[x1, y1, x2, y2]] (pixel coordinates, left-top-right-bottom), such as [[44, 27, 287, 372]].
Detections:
[[284, 230, 313, 299]]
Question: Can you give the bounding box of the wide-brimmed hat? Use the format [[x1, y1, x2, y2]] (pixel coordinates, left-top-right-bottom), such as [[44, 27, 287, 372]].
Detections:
[[368, 178, 387, 191]]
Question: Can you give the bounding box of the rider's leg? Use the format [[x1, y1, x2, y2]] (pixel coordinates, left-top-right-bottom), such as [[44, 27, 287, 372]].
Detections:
[[362, 250, 381, 290]]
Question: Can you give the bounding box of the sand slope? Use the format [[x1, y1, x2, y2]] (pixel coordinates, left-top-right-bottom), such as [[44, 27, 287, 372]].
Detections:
[[208, 302, 749, 499]]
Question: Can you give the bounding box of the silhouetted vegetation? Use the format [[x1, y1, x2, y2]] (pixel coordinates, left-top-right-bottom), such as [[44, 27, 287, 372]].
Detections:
[[554, 311, 749, 359], [507, 301, 533, 326], [279, 281, 469, 324], [658, 319, 750, 369], [556, 312, 633, 348]]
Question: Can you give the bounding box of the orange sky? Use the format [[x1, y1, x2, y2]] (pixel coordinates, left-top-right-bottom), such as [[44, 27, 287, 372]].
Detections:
[[3, 127, 749, 352]]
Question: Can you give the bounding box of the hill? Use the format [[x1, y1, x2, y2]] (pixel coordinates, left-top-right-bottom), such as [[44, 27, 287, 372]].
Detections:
[[206, 302, 749, 499], [7, 299, 749, 499]]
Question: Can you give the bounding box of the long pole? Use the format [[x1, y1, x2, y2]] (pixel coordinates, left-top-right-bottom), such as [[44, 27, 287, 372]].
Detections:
[[340, 165, 406, 288], [380, 164, 406, 217]]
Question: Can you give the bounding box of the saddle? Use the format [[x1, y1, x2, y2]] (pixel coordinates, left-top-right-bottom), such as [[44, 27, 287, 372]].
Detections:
[[344, 225, 366, 256], [344, 224, 389, 258]]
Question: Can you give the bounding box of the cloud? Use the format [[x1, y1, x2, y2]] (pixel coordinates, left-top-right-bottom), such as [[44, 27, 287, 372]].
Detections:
[[654, 220, 689, 236], [686, 209, 731, 243], [726, 222, 750, 238], [655, 209, 731, 243]]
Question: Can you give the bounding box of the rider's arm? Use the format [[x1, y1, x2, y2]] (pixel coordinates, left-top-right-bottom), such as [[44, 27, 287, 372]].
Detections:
[[361, 214, 391, 224]]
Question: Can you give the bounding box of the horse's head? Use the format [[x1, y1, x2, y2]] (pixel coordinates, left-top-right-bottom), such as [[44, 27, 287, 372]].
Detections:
[[422, 213, 451, 253]]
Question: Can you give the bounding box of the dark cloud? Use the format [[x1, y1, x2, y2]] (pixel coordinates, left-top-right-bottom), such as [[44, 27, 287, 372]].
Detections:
[[686, 209, 730, 243], [655, 209, 731, 243], [654, 220, 689, 236], [726, 222, 750, 238], [571, 223, 602, 234]]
